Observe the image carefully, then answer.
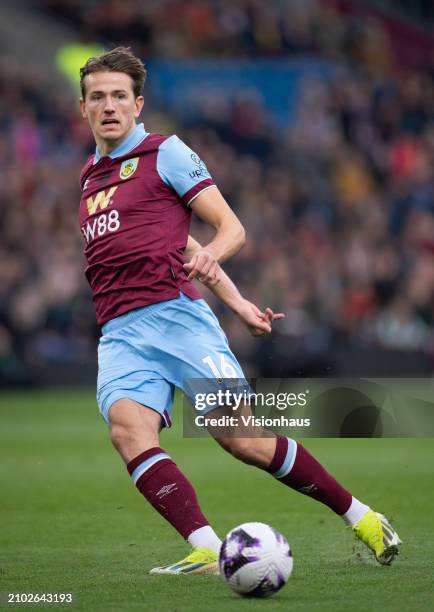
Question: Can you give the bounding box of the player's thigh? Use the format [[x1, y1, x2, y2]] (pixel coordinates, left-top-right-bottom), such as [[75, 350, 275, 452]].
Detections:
[[109, 397, 163, 432]]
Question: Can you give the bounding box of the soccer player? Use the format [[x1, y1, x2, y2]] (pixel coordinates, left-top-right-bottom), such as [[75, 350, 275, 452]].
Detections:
[[78, 47, 401, 574]]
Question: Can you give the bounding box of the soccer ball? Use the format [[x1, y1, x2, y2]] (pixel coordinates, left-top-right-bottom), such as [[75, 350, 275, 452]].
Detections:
[[219, 522, 293, 598]]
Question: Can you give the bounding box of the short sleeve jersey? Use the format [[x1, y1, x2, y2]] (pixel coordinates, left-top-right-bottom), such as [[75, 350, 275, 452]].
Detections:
[[78, 123, 215, 325]]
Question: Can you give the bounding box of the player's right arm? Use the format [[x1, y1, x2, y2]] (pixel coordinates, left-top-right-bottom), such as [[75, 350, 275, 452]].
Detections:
[[185, 235, 284, 336]]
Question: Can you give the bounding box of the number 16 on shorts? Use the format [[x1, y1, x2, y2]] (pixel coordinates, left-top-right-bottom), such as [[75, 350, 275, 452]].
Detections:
[[202, 353, 239, 381]]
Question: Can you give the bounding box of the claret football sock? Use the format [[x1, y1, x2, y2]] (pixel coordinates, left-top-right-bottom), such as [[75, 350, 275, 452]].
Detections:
[[127, 447, 210, 540], [268, 436, 352, 515]]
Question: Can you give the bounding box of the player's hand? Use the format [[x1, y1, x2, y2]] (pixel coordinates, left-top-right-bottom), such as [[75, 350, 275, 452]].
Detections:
[[234, 299, 285, 337], [183, 249, 221, 286]]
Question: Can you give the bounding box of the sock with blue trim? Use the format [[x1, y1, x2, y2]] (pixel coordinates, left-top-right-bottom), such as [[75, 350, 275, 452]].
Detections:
[[268, 436, 352, 515], [127, 447, 210, 540]]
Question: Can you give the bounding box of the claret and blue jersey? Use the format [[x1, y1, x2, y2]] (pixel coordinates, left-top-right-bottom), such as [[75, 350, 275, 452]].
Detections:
[[79, 123, 215, 325], [79, 122, 246, 424]]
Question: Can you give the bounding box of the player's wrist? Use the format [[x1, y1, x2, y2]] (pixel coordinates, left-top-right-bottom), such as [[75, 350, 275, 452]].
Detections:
[[225, 294, 246, 314]]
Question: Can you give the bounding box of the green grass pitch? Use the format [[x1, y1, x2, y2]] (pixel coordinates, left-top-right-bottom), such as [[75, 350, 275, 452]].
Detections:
[[0, 389, 433, 611]]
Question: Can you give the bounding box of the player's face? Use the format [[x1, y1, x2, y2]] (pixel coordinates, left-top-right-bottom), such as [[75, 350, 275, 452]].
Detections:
[[80, 71, 144, 153]]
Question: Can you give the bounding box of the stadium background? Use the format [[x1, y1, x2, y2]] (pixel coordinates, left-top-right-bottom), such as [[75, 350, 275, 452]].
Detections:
[[0, 2, 434, 611], [0, 0, 433, 385]]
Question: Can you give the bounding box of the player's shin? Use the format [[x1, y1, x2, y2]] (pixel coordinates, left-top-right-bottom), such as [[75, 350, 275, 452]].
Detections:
[[127, 447, 221, 551], [266, 436, 368, 519]]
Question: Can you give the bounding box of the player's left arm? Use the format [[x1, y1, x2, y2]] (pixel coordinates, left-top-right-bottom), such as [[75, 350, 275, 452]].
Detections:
[[185, 187, 246, 282], [185, 235, 284, 336], [157, 135, 245, 281]]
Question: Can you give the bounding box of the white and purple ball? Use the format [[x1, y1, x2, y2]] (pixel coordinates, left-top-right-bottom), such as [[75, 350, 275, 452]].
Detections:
[[219, 522, 293, 598]]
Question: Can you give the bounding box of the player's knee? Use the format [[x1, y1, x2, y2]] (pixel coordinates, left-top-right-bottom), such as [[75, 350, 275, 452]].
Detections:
[[223, 438, 259, 465], [110, 423, 135, 451], [109, 422, 156, 454], [108, 400, 161, 456]]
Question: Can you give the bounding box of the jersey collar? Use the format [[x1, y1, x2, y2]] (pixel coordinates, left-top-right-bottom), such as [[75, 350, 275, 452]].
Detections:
[[93, 123, 148, 164]]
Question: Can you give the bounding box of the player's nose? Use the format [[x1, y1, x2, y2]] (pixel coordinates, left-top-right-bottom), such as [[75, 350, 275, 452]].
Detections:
[[103, 97, 116, 112]]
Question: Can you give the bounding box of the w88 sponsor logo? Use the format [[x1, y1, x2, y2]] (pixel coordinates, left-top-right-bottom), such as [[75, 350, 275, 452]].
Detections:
[[81, 209, 120, 243]]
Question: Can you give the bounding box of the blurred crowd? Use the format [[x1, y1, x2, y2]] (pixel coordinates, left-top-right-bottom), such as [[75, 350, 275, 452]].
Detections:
[[1, 0, 434, 381], [38, 0, 396, 64]]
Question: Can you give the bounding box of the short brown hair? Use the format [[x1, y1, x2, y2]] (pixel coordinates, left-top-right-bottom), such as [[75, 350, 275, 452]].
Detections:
[[80, 47, 147, 98]]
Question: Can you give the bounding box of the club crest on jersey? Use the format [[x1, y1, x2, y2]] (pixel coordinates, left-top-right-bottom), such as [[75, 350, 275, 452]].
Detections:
[[120, 157, 139, 180]]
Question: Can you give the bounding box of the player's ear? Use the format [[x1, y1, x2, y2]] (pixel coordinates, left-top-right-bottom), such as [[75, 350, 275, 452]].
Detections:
[[134, 95, 144, 118], [80, 98, 87, 119]]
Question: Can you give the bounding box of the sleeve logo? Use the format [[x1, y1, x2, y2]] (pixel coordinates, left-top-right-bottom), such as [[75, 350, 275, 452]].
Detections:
[[120, 157, 139, 180], [188, 153, 208, 179], [191, 154, 203, 165]]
